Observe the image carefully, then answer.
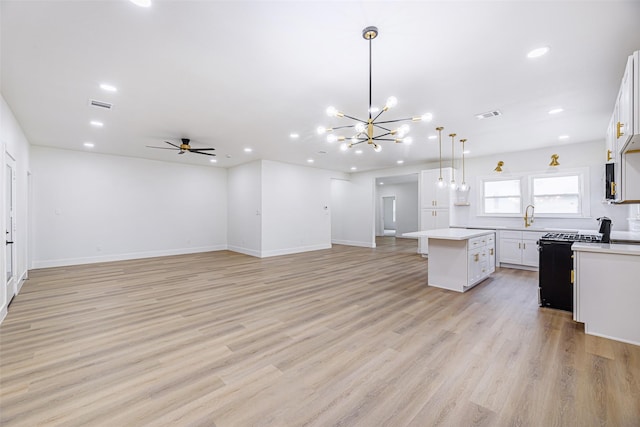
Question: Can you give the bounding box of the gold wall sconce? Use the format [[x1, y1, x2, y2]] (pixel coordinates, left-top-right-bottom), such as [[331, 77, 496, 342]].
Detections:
[[494, 161, 504, 172], [549, 154, 560, 166]]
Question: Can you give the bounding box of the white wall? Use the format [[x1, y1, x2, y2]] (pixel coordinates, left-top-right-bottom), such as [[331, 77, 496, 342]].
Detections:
[[451, 140, 631, 231], [261, 160, 332, 256], [375, 181, 419, 237], [1, 94, 31, 321], [227, 160, 262, 257], [330, 174, 376, 247], [31, 146, 227, 267]]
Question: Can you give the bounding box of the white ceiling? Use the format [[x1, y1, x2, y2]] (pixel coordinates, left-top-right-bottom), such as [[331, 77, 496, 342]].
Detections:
[[2, 1, 639, 173]]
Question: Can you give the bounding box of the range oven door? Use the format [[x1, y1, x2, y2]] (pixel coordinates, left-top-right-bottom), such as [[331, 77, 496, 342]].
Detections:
[[538, 240, 574, 312]]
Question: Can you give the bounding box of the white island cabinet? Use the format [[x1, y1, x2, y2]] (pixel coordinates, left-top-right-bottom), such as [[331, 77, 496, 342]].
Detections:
[[404, 228, 495, 292]]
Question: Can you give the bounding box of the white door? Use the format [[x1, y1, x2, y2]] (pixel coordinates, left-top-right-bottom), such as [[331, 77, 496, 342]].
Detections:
[[5, 154, 16, 305]]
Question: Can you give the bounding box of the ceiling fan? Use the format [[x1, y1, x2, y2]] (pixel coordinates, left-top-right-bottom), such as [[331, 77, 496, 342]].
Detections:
[[146, 138, 216, 157]]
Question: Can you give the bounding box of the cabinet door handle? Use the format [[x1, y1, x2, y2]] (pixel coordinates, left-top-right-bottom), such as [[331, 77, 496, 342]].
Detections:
[[571, 270, 575, 284], [607, 149, 612, 161], [474, 253, 479, 262], [611, 181, 616, 195], [518, 243, 521, 249], [523, 243, 526, 250], [617, 121, 624, 139], [490, 248, 494, 255]]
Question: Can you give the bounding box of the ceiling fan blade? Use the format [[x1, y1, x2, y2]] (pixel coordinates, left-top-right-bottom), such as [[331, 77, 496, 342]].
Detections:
[[188, 148, 216, 151], [164, 141, 181, 149], [191, 151, 216, 157], [147, 145, 179, 150]]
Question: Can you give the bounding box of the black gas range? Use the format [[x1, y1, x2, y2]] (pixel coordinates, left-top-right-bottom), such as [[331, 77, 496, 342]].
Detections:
[[538, 232, 602, 312], [539, 232, 602, 243]]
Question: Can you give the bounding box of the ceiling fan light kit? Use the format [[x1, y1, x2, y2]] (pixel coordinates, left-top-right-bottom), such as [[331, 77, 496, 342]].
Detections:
[[147, 138, 216, 157]]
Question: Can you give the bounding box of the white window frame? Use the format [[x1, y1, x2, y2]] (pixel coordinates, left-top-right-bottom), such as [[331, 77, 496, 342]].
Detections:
[[477, 167, 590, 218], [477, 175, 525, 217], [528, 168, 590, 218]]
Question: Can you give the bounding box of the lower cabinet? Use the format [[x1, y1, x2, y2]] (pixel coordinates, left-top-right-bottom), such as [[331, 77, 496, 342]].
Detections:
[[499, 230, 545, 268]]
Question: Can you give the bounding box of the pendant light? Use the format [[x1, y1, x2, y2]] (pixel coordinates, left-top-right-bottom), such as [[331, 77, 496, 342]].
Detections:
[[436, 127, 445, 188], [460, 138, 469, 191], [449, 133, 457, 190]]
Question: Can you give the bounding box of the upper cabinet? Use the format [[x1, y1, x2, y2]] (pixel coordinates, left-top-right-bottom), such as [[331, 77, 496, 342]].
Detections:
[[606, 50, 640, 203], [420, 168, 452, 209], [615, 51, 639, 154]]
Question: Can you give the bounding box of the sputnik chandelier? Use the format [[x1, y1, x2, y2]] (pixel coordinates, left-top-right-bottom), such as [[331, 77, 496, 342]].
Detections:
[[317, 26, 433, 152]]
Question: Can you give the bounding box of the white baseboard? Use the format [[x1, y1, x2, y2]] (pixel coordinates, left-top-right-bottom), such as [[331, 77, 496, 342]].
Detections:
[[227, 245, 262, 258], [332, 239, 376, 248], [32, 245, 228, 269], [17, 270, 27, 292], [260, 244, 331, 258]]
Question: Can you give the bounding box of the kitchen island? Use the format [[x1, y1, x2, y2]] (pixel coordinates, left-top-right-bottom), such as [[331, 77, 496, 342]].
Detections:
[[403, 228, 496, 292], [572, 242, 640, 346]]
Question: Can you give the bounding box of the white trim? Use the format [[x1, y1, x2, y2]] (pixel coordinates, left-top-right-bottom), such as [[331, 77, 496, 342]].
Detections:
[[17, 270, 27, 293], [0, 306, 6, 324], [32, 245, 228, 269], [260, 244, 332, 258], [331, 239, 376, 248], [528, 167, 591, 218], [227, 246, 262, 258], [477, 175, 524, 217]]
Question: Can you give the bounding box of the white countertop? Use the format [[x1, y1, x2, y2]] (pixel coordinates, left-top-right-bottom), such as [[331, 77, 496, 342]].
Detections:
[[403, 228, 495, 240], [572, 242, 640, 256], [452, 225, 640, 243]]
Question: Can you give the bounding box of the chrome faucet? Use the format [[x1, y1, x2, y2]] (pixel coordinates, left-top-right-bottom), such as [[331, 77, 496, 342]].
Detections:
[[524, 204, 535, 228]]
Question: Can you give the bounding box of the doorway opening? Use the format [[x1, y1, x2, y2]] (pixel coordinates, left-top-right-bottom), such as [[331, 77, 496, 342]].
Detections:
[[382, 196, 396, 236]]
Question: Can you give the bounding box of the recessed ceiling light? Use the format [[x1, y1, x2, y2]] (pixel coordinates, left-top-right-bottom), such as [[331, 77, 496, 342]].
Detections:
[[397, 160, 404, 164], [350, 166, 357, 171], [355, 150, 363, 154], [379, 182, 384, 185], [289, 133, 299, 139], [463, 150, 470, 154], [129, 0, 151, 7], [99, 83, 117, 92], [210, 158, 217, 163], [548, 108, 564, 114], [527, 46, 549, 58], [307, 158, 314, 163], [428, 135, 437, 140], [90, 120, 103, 127], [558, 135, 570, 140], [244, 148, 252, 153], [83, 142, 94, 148]]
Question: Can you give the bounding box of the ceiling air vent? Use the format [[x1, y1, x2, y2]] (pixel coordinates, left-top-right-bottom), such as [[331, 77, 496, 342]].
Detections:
[[475, 110, 501, 119], [88, 99, 113, 110]]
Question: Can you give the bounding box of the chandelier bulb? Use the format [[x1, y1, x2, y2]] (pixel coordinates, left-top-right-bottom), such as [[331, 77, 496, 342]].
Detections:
[[385, 96, 398, 109], [422, 113, 433, 122], [327, 134, 338, 143], [317, 126, 327, 135], [404, 137, 413, 145], [398, 124, 410, 137], [340, 142, 349, 151], [373, 144, 382, 153], [355, 122, 366, 133], [326, 106, 339, 117]]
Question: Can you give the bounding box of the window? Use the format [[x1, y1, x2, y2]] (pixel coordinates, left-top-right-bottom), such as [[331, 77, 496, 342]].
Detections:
[[478, 168, 589, 217], [530, 172, 586, 216], [482, 178, 522, 215]]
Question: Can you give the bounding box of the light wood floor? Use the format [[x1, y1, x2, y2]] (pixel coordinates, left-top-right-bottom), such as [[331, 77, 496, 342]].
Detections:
[[1, 237, 639, 426]]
